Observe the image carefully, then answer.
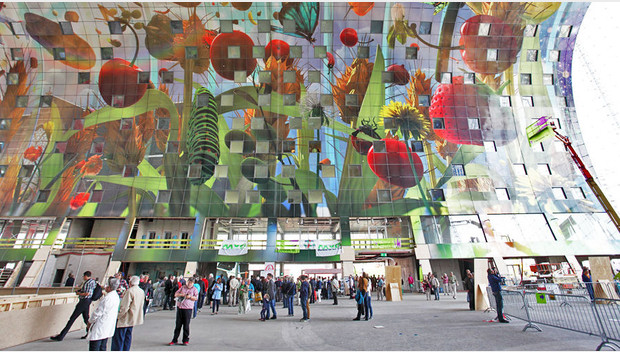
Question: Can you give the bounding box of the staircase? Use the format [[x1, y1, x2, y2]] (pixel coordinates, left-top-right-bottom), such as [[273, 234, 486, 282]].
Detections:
[[0, 268, 14, 287]]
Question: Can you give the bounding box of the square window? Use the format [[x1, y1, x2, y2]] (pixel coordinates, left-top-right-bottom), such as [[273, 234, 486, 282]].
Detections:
[[418, 95, 430, 107], [225, 190, 240, 204], [101, 47, 113, 60], [214, 165, 228, 178], [138, 71, 150, 84], [290, 117, 302, 129], [524, 24, 538, 37], [526, 49, 538, 62], [308, 70, 321, 83], [512, 163, 527, 176], [429, 189, 445, 201], [283, 19, 296, 33], [468, 118, 480, 130], [283, 70, 296, 83], [259, 71, 271, 83], [91, 190, 104, 203], [552, 187, 567, 199], [19, 165, 34, 178], [258, 94, 271, 106], [372, 140, 386, 153], [559, 25, 572, 38], [289, 46, 302, 58], [254, 164, 268, 179], [15, 95, 28, 108], [228, 46, 241, 59], [282, 165, 296, 178], [308, 117, 321, 129], [37, 190, 51, 203], [499, 96, 511, 107], [53, 48, 66, 60], [377, 189, 392, 203], [122, 165, 137, 177], [345, 94, 359, 107], [0, 142, 5, 153], [281, 140, 295, 153], [309, 140, 321, 153], [90, 140, 104, 154], [533, 142, 545, 152], [161, 70, 174, 83], [78, 72, 90, 84], [54, 141, 67, 153], [246, 190, 261, 204], [357, 46, 370, 59], [571, 187, 586, 200], [384, 118, 396, 129], [112, 95, 124, 108], [537, 163, 551, 175], [370, 20, 383, 33], [440, 72, 452, 84], [418, 22, 432, 35], [522, 96, 534, 107], [0, 165, 6, 177], [0, 119, 10, 130], [252, 46, 265, 59], [220, 20, 233, 33], [320, 94, 333, 107], [157, 190, 171, 203], [256, 140, 269, 154], [321, 20, 333, 33], [452, 164, 466, 176], [486, 49, 498, 61], [234, 70, 247, 83], [232, 118, 245, 130], [120, 118, 133, 130], [543, 74, 554, 85], [464, 73, 476, 84], [170, 20, 183, 34], [549, 50, 560, 62], [348, 164, 362, 177], [520, 73, 532, 85], [433, 118, 444, 129], [10, 22, 24, 35], [166, 141, 179, 153], [40, 95, 53, 108], [321, 164, 336, 178], [495, 188, 510, 200], [283, 94, 296, 106], [288, 190, 302, 204], [257, 19, 271, 33], [108, 21, 122, 34], [220, 94, 234, 107], [185, 46, 198, 59], [314, 46, 327, 58], [382, 71, 394, 83], [7, 73, 19, 85], [10, 48, 23, 61], [230, 140, 243, 154], [196, 93, 209, 107], [478, 22, 491, 36], [484, 141, 497, 153], [405, 46, 418, 60], [72, 119, 83, 130], [410, 140, 423, 152], [59, 21, 73, 35], [309, 190, 323, 204]]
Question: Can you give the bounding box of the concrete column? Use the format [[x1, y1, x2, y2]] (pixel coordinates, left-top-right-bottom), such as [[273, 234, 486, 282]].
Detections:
[[565, 255, 583, 276], [419, 259, 432, 276], [103, 261, 122, 280], [340, 217, 354, 277], [112, 217, 136, 260], [19, 246, 52, 287], [184, 262, 198, 278], [265, 218, 277, 262], [474, 258, 490, 311]]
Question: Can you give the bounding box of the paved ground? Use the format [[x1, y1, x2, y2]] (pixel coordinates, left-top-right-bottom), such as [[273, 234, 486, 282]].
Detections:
[[7, 292, 603, 351]]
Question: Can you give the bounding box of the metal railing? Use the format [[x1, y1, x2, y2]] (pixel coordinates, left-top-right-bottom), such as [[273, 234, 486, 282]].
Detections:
[[200, 239, 266, 250], [0, 238, 46, 249], [127, 238, 191, 249], [499, 289, 620, 350], [55, 237, 116, 251]]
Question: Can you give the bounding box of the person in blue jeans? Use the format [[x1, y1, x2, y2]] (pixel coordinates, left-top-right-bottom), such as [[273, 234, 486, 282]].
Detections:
[[211, 278, 222, 314], [285, 277, 296, 316], [192, 278, 201, 319], [265, 273, 277, 320], [363, 273, 373, 319], [259, 294, 270, 321], [582, 267, 595, 300], [488, 268, 509, 323], [299, 275, 310, 322]]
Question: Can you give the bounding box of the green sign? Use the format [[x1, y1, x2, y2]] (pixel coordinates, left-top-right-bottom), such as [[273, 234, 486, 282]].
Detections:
[[380, 253, 387, 257], [536, 293, 547, 304], [276, 247, 300, 253]]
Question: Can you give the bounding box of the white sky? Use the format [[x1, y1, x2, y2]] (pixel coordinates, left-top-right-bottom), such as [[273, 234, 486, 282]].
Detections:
[[573, 2, 620, 212]]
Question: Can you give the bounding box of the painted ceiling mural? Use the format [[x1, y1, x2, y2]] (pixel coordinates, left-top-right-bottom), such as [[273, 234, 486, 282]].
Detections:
[[0, 1, 601, 229]]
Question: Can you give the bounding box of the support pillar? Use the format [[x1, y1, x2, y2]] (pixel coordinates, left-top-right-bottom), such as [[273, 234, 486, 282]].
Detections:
[[340, 217, 354, 277], [19, 246, 52, 287], [474, 258, 490, 311], [103, 261, 122, 280]]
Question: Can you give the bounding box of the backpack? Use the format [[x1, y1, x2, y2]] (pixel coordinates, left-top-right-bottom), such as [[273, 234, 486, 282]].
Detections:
[[91, 282, 103, 301]]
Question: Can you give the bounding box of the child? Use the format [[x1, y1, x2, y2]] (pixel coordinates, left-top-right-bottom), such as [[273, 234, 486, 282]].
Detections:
[[260, 294, 270, 321]]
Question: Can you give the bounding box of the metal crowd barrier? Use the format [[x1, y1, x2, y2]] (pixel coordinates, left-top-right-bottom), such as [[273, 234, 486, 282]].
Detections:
[[499, 289, 620, 350]]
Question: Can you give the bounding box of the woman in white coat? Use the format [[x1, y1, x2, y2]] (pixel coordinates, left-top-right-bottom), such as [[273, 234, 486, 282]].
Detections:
[[87, 277, 120, 351]]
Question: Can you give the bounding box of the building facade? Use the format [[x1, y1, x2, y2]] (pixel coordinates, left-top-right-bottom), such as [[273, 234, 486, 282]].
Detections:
[[0, 2, 616, 286]]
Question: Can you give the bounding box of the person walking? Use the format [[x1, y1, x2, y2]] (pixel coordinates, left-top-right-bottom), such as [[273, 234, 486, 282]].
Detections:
[[87, 277, 120, 351], [51, 271, 97, 341], [316, 277, 322, 303], [265, 273, 277, 319], [285, 277, 296, 316], [449, 272, 458, 299], [169, 277, 198, 346], [353, 286, 365, 321], [363, 273, 373, 320], [431, 274, 440, 301], [299, 275, 310, 322], [238, 279, 249, 314], [211, 277, 223, 314], [582, 267, 595, 300], [139, 275, 153, 316], [331, 276, 339, 305], [196, 275, 206, 312], [192, 276, 201, 319], [408, 274, 414, 293], [229, 276, 240, 307], [112, 276, 144, 351], [464, 270, 475, 310], [488, 268, 509, 323], [376, 276, 384, 301], [206, 274, 214, 306], [442, 273, 449, 296], [163, 276, 174, 310]]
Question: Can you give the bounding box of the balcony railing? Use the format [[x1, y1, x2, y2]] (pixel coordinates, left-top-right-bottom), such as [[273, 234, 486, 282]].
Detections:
[[200, 239, 266, 250], [351, 238, 415, 250], [126, 238, 191, 249], [0, 238, 46, 249], [55, 238, 117, 251]]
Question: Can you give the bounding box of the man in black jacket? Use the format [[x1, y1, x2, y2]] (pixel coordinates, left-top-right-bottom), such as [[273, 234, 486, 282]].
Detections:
[[265, 273, 277, 319], [488, 268, 509, 323], [285, 277, 296, 316], [464, 270, 475, 311], [196, 275, 206, 311], [206, 273, 214, 305], [164, 276, 174, 310]]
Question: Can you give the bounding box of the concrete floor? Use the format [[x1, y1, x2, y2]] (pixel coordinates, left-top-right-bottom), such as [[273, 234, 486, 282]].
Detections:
[[7, 292, 603, 351]]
